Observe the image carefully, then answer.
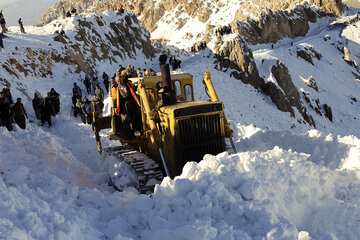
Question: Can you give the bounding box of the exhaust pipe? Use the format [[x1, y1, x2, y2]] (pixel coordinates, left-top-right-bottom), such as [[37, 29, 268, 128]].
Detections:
[[159, 54, 176, 106]]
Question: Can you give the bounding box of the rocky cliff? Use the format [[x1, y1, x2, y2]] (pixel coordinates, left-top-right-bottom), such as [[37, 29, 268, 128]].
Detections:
[[0, 12, 155, 99]]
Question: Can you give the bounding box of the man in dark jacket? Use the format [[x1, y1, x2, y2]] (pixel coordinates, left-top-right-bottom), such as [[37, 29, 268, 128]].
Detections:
[[82, 96, 92, 124], [72, 82, 82, 108], [95, 84, 105, 104], [32, 93, 43, 120], [18, 18, 25, 33], [0, 10, 7, 33], [102, 72, 110, 93], [84, 76, 92, 94], [0, 32, 4, 50], [41, 93, 52, 127], [2, 83, 13, 104], [12, 98, 28, 129], [91, 94, 103, 115], [0, 95, 13, 131], [49, 88, 60, 115], [75, 97, 85, 123]]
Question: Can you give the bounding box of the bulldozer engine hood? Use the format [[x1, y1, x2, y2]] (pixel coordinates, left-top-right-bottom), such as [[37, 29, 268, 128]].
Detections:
[[159, 101, 223, 118]]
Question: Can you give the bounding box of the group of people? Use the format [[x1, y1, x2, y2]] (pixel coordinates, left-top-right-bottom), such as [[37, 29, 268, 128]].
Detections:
[[0, 10, 26, 51], [62, 7, 77, 19], [32, 89, 60, 127], [72, 82, 104, 125], [0, 84, 27, 131]]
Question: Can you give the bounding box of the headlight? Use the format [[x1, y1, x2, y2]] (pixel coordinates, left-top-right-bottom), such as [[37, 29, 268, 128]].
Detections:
[[174, 110, 184, 117], [213, 104, 222, 111]]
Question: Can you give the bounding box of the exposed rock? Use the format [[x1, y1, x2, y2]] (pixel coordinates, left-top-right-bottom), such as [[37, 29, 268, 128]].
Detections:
[[305, 76, 319, 92], [1, 12, 155, 85], [323, 104, 333, 122], [233, 5, 314, 44], [296, 46, 322, 65], [191, 41, 207, 52], [38, 0, 344, 47], [297, 50, 314, 65], [271, 61, 316, 127], [262, 81, 295, 115], [216, 36, 264, 89]]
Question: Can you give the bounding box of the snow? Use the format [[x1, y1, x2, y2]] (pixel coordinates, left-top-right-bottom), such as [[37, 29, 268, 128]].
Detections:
[[1, 6, 360, 240]]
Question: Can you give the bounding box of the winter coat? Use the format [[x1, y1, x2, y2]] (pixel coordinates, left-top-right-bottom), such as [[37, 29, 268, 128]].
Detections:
[[82, 100, 92, 115], [12, 102, 27, 129], [0, 14, 5, 25], [42, 97, 52, 116], [111, 80, 140, 115], [0, 100, 12, 118], [32, 95, 44, 120], [2, 88, 13, 104], [0, 100, 13, 131], [84, 77, 91, 87], [91, 99, 103, 115], [73, 85, 82, 98], [49, 89, 60, 114], [41, 97, 52, 127], [12, 102, 27, 118], [95, 87, 104, 102]]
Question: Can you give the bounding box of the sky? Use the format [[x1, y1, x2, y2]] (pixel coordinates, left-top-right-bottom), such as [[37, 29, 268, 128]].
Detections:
[[0, 0, 58, 26]]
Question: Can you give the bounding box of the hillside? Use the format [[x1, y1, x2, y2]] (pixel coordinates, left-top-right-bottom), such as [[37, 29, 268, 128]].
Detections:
[[1, 2, 360, 240]]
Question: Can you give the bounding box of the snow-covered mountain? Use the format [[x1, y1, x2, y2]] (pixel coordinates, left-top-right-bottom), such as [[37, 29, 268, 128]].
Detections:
[[2, 1, 360, 239]]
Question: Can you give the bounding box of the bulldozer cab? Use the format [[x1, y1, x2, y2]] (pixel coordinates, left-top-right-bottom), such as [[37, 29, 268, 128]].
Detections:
[[129, 73, 194, 108]]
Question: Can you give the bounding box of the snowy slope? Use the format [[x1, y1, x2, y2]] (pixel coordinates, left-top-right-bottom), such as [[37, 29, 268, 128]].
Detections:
[[1, 6, 360, 240]]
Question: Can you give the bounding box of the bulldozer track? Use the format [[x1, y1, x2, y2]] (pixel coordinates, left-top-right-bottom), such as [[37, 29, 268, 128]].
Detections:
[[104, 146, 164, 195]]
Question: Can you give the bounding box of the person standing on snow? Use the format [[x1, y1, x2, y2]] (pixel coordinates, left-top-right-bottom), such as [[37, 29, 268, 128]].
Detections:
[[2, 83, 13, 105], [118, 4, 124, 13], [75, 97, 85, 122], [0, 95, 13, 131], [111, 73, 141, 139], [84, 75, 92, 95], [32, 92, 43, 120], [18, 18, 25, 34], [102, 72, 110, 93], [81, 96, 92, 124], [92, 76, 99, 93], [49, 88, 60, 115], [95, 83, 105, 104], [12, 98, 28, 129], [91, 93, 103, 117], [41, 93, 52, 127], [72, 82, 82, 108], [0, 10, 7, 33], [0, 32, 5, 50], [62, 7, 66, 19]]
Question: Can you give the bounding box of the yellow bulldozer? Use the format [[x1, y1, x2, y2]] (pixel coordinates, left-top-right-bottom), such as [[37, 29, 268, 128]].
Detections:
[[93, 55, 237, 194]]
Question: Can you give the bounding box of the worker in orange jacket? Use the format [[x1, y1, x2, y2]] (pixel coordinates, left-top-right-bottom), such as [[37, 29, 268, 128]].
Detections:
[[112, 73, 141, 139]]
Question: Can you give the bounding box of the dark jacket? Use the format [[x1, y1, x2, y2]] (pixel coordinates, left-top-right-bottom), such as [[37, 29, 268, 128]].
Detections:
[[0, 100, 11, 118], [32, 94, 43, 119], [0, 14, 5, 25], [73, 85, 82, 98], [2, 88, 13, 104], [91, 99, 103, 114], [43, 97, 52, 116], [12, 102, 27, 118], [95, 87, 104, 102], [82, 100, 92, 115]]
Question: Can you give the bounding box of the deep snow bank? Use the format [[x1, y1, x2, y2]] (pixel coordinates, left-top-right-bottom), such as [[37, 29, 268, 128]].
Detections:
[[1, 122, 360, 239]]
